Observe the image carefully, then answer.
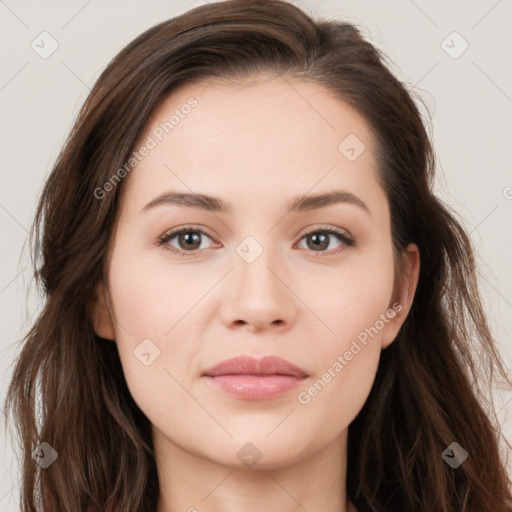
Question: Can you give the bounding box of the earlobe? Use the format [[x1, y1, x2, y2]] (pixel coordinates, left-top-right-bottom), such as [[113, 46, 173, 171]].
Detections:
[[381, 243, 420, 349], [90, 282, 116, 341]]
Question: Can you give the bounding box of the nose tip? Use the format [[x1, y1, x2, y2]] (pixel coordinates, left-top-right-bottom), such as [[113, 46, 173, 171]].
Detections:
[[221, 250, 297, 332]]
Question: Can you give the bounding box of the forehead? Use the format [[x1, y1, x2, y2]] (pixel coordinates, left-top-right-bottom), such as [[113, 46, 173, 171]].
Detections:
[[143, 74, 373, 148], [119, 75, 383, 214]]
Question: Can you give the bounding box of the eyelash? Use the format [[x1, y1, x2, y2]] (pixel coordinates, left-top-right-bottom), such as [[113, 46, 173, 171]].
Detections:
[[156, 224, 355, 258]]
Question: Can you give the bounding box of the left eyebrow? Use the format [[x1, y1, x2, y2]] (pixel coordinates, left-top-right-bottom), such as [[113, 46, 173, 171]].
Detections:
[[140, 190, 370, 215], [287, 190, 370, 215]]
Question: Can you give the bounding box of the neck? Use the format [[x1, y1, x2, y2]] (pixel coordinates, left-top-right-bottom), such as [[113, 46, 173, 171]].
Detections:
[[154, 427, 354, 512]]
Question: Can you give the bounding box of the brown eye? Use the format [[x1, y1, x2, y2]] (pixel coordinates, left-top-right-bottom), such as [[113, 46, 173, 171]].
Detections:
[[157, 227, 216, 255], [157, 225, 354, 257], [176, 231, 202, 250], [297, 228, 354, 254], [305, 232, 330, 251]]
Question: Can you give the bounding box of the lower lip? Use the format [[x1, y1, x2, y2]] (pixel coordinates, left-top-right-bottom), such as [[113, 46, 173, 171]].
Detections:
[[203, 374, 306, 400]]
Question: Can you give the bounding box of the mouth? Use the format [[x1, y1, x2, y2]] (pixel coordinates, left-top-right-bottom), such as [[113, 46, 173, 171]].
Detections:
[[202, 355, 308, 400]]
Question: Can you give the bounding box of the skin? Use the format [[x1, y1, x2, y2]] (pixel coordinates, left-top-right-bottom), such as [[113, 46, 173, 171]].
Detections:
[[92, 74, 420, 512]]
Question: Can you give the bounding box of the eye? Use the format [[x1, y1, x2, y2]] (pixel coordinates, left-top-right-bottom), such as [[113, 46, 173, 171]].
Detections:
[[295, 226, 354, 256], [156, 224, 355, 257], [157, 225, 218, 256]]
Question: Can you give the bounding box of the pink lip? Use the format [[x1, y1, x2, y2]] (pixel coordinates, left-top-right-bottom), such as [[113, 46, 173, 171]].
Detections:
[[202, 355, 308, 400]]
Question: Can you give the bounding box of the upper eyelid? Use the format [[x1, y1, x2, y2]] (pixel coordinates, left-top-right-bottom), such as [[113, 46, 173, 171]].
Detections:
[[161, 224, 351, 237], [164, 225, 216, 240]]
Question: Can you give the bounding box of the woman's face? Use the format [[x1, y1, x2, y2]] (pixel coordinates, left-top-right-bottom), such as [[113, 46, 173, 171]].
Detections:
[[93, 75, 418, 469]]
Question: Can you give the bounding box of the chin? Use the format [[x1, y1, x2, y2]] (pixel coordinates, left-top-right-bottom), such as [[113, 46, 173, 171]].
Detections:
[[204, 434, 313, 471]]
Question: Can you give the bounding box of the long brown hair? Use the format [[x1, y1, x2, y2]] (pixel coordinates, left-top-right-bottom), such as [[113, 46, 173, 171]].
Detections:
[[4, 1, 512, 511]]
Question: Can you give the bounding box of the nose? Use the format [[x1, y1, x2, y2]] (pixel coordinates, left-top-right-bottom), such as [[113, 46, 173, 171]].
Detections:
[[220, 249, 297, 333]]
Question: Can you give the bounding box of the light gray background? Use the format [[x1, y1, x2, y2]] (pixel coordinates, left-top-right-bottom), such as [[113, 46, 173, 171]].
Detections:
[[1, 0, 511, 509]]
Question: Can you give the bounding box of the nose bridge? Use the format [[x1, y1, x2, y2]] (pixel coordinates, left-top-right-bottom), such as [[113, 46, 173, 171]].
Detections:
[[222, 234, 296, 330], [234, 233, 285, 299]]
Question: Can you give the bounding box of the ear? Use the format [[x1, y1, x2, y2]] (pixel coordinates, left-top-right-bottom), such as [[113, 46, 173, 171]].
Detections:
[[90, 281, 116, 341], [381, 243, 420, 349]]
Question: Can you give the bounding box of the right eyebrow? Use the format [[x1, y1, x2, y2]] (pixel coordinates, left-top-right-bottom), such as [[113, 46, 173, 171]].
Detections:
[[141, 191, 232, 214]]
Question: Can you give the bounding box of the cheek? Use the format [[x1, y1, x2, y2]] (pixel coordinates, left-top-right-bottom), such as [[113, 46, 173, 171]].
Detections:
[[294, 247, 395, 429], [107, 245, 210, 340], [311, 243, 396, 351], [104, 247, 202, 389], [105, 253, 204, 425], [292, 346, 379, 453]]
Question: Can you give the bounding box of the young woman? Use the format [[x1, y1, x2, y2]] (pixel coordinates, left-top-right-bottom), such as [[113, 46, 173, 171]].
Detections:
[[4, 1, 512, 511]]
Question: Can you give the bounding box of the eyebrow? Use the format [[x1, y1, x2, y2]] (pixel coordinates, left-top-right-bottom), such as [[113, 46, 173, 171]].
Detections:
[[141, 189, 370, 215]]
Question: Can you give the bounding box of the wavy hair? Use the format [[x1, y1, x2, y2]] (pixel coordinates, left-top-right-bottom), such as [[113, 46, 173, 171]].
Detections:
[[4, 1, 512, 510]]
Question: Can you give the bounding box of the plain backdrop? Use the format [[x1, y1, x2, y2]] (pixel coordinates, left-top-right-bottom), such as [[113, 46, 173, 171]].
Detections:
[[1, 1, 511, 509]]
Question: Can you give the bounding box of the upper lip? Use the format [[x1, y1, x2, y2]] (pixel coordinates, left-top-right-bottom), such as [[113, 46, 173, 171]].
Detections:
[[202, 355, 308, 378]]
